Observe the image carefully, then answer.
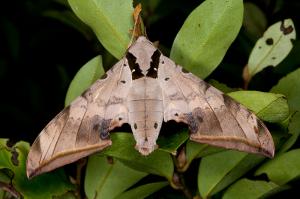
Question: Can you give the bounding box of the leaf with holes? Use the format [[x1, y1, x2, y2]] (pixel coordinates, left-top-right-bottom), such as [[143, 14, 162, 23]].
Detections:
[[245, 19, 296, 80], [0, 139, 74, 199]]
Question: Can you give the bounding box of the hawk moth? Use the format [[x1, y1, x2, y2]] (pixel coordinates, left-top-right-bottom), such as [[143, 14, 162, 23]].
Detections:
[[26, 36, 274, 178]]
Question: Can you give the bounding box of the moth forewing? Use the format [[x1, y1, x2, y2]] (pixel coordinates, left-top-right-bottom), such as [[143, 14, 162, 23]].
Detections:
[[27, 36, 275, 178], [156, 46, 274, 158]]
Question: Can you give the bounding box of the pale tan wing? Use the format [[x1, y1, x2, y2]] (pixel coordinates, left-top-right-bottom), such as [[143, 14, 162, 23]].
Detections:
[[157, 55, 274, 157], [27, 58, 132, 178]]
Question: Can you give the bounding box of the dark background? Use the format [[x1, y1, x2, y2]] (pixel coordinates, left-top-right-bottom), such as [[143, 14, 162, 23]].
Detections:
[[1, 0, 300, 148]]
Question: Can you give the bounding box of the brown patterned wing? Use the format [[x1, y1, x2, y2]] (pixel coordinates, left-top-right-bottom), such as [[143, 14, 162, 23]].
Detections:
[[157, 55, 274, 158], [27, 58, 132, 178]]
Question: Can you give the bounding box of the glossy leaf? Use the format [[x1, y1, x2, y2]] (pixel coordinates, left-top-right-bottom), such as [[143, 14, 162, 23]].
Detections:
[[170, 0, 243, 78], [65, 55, 104, 106], [101, 133, 174, 180], [0, 139, 74, 199], [255, 149, 300, 185], [198, 150, 264, 198], [85, 155, 147, 199], [271, 67, 300, 112], [228, 91, 289, 123], [247, 19, 296, 78], [157, 130, 189, 154], [114, 181, 168, 199], [68, 0, 133, 58], [223, 179, 279, 199]]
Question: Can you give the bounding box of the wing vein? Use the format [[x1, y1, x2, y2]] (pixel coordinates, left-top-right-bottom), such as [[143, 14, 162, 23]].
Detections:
[[42, 110, 70, 163], [75, 104, 89, 146]]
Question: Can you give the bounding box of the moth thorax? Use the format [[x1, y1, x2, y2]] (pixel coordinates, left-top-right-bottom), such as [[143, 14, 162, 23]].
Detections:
[[128, 40, 157, 73]]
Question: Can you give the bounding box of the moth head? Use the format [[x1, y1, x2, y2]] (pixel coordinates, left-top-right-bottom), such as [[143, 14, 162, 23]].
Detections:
[[127, 36, 159, 75]]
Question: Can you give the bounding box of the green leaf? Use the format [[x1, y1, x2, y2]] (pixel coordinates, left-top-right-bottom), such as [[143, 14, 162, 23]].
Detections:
[[101, 133, 174, 180], [53, 192, 77, 199], [157, 130, 189, 154], [0, 139, 74, 199], [85, 155, 147, 199], [271, 67, 300, 112], [255, 149, 300, 185], [247, 19, 296, 77], [65, 56, 104, 106], [183, 141, 224, 171], [223, 179, 279, 199], [228, 91, 289, 123], [0, 190, 4, 198], [198, 150, 264, 198], [243, 2, 267, 39], [68, 0, 133, 58], [279, 112, 300, 153], [170, 0, 243, 78], [114, 181, 168, 199], [208, 79, 237, 93]]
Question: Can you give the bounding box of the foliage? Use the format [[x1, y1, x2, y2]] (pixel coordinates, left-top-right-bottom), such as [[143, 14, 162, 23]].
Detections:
[[1, 0, 300, 198]]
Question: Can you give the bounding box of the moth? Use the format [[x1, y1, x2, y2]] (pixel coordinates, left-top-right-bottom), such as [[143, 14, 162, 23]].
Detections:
[[26, 36, 274, 178]]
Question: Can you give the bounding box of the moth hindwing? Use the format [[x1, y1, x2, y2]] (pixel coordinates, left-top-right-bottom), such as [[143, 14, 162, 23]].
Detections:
[[26, 36, 274, 178]]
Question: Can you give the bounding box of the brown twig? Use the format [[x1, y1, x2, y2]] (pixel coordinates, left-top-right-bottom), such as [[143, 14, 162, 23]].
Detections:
[[171, 147, 194, 199]]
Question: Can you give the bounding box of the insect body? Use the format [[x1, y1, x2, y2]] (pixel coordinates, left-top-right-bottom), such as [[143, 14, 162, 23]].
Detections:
[[26, 36, 274, 178]]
